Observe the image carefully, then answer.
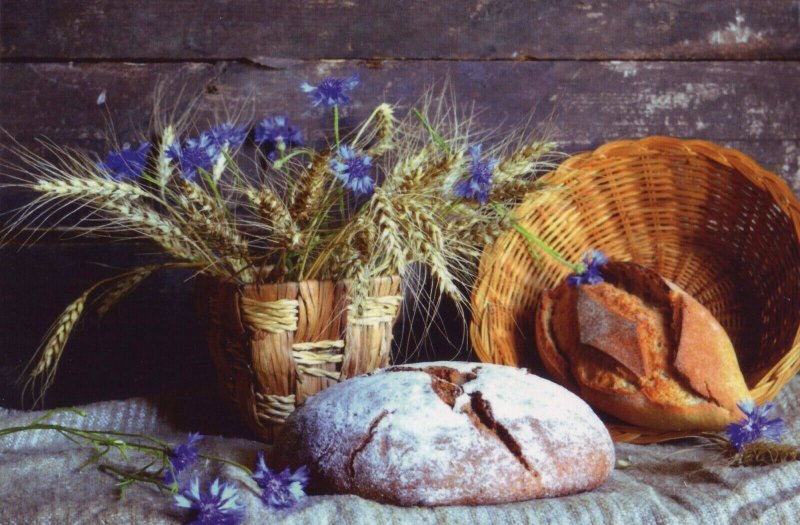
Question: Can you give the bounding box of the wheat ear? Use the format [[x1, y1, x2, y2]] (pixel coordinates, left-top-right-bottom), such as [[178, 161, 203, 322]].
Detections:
[[105, 201, 200, 261], [367, 103, 397, 156], [95, 266, 157, 318], [494, 141, 558, 182], [157, 125, 177, 185], [728, 442, 800, 466], [245, 187, 302, 249], [34, 177, 150, 202], [290, 150, 332, 228], [20, 262, 203, 405], [396, 150, 466, 194], [176, 179, 249, 259], [408, 207, 461, 303], [29, 176, 201, 262], [372, 190, 409, 275], [22, 291, 89, 404]]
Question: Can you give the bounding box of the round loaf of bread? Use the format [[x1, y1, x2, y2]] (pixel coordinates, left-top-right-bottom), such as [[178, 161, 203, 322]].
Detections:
[[273, 361, 615, 506]]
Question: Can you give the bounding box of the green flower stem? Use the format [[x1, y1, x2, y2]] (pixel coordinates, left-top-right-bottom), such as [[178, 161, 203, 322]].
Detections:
[[333, 104, 341, 149], [0, 408, 255, 482], [99, 464, 167, 491], [273, 149, 314, 170], [31, 406, 86, 424], [491, 203, 584, 273], [0, 423, 167, 453], [279, 143, 287, 165]]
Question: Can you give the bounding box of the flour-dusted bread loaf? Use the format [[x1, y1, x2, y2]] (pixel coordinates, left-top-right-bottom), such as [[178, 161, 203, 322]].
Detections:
[[273, 362, 614, 506], [535, 260, 750, 431]]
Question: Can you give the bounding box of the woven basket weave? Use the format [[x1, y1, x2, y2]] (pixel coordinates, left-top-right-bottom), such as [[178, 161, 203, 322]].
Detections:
[[195, 275, 402, 442], [470, 136, 800, 443]]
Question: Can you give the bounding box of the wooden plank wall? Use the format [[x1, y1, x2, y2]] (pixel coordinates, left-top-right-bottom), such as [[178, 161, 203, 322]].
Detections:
[[1, 1, 798, 409]]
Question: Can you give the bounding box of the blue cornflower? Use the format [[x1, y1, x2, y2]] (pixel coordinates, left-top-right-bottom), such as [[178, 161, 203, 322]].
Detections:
[[174, 477, 245, 525], [209, 123, 248, 150], [567, 250, 608, 287], [330, 146, 375, 196], [454, 144, 498, 205], [97, 142, 151, 181], [252, 452, 309, 510], [167, 133, 220, 182], [164, 432, 203, 487], [301, 74, 359, 108], [254, 116, 303, 160], [726, 400, 787, 451]]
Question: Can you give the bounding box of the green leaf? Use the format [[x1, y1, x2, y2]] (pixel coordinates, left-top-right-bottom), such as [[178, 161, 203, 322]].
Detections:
[[140, 172, 164, 188], [221, 149, 245, 186], [198, 168, 226, 210], [492, 203, 581, 272], [112, 439, 130, 461], [333, 104, 341, 149], [412, 108, 450, 154], [32, 407, 85, 425]]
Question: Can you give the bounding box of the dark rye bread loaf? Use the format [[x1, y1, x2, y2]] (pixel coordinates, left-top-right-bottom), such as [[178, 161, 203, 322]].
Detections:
[[273, 362, 615, 506], [535, 261, 750, 431]]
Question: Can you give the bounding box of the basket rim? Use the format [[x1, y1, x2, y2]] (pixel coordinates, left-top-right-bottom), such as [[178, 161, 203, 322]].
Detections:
[[239, 274, 399, 293], [560, 136, 800, 221], [196, 272, 400, 294], [469, 136, 800, 442]]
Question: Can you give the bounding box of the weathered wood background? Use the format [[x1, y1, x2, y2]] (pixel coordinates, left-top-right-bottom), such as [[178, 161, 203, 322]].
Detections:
[[1, 1, 798, 410]]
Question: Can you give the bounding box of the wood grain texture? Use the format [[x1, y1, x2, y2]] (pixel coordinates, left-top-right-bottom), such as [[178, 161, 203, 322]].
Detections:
[[1, 1, 798, 410], [1, 1, 799, 60], [1, 60, 797, 197]]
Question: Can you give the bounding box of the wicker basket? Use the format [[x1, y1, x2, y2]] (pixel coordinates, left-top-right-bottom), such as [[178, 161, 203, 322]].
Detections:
[[195, 275, 402, 442], [470, 136, 800, 443]]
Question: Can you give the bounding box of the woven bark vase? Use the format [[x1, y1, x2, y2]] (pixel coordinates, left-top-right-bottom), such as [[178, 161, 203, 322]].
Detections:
[[470, 136, 800, 443], [195, 275, 402, 442]]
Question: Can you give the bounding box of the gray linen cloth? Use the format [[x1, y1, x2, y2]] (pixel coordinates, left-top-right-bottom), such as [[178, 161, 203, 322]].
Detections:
[[1, 376, 799, 525]]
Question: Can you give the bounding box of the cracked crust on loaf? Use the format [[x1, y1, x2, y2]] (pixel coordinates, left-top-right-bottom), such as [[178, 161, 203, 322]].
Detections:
[[273, 362, 615, 506]]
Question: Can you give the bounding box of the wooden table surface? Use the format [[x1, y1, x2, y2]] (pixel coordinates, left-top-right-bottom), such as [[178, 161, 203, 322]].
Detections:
[[0, 1, 798, 409]]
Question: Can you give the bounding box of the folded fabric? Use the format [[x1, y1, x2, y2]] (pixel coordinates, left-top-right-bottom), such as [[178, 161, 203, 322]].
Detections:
[[1, 377, 799, 524]]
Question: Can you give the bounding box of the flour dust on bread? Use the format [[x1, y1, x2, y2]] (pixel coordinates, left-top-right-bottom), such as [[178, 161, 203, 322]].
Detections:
[[535, 260, 750, 431], [273, 362, 615, 506]]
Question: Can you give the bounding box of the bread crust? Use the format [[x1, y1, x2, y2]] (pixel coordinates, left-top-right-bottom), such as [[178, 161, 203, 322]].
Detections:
[[274, 362, 615, 506], [535, 261, 750, 431]]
